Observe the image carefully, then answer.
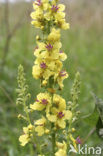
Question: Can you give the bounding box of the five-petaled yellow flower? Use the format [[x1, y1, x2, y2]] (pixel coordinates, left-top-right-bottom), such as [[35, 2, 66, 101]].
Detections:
[[35, 116, 50, 136], [30, 92, 51, 113]]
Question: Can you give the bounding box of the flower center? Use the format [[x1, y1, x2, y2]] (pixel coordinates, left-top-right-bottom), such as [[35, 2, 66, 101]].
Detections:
[[35, 0, 42, 6], [51, 5, 59, 12], [57, 112, 64, 118], [40, 62, 47, 69], [59, 70, 67, 77], [59, 50, 63, 53], [46, 43, 53, 51], [41, 99, 48, 105], [36, 99, 39, 102]]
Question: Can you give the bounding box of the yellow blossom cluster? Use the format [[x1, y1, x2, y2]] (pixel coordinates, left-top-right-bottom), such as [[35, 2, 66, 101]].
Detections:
[[31, 0, 69, 30], [18, 0, 79, 155], [31, 0, 69, 89], [32, 27, 68, 89], [30, 93, 72, 130]]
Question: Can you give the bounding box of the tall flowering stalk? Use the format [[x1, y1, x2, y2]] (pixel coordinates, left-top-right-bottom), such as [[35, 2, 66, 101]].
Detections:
[[17, 0, 81, 155]]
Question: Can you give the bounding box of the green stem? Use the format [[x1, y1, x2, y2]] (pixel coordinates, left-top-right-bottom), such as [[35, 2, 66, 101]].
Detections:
[[67, 103, 75, 149], [33, 130, 42, 155], [24, 99, 31, 124], [50, 92, 56, 155], [29, 144, 34, 156], [67, 119, 72, 150], [51, 123, 56, 155]]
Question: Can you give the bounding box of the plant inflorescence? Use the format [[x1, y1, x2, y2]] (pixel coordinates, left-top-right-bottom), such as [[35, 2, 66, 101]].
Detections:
[[16, 0, 81, 155]]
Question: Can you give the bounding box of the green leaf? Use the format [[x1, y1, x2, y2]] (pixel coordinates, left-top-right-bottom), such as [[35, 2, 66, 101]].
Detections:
[[83, 108, 99, 126], [81, 93, 103, 128]]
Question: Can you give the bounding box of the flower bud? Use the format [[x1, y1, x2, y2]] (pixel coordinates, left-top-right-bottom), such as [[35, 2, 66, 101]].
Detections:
[[18, 114, 22, 119], [42, 80, 47, 86], [36, 35, 40, 40], [45, 129, 50, 134], [72, 128, 76, 132]]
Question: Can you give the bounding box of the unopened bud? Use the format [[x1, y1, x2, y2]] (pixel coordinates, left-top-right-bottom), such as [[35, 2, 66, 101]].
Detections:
[[36, 35, 40, 40], [28, 124, 34, 130], [45, 129, 50, 134], [72, 128, 76, 132], [18, 114, 22, 119], [30, 134, 33, 137], [42, 80, 47, 86], [41, 26, 44, 30], [68, 101, 72, 105]]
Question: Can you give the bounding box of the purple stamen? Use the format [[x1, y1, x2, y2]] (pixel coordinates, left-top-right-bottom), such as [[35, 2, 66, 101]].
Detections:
[[59, 50, 63, 53], [36, 99, 39, 102], [58, 112, 64, 118], [46, 43, 53, 51], [41, 99, 48, 105], [40, 62, 47, 69], [76, 137, 82, 144], [51, 5, 59, 12], [35, 0, 42, 6], [59, 70, 67, 77]]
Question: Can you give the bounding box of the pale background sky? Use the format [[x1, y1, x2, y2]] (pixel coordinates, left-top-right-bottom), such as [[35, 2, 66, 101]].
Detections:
[[0, 0, 70, 3], [0, 0, 31, 2]]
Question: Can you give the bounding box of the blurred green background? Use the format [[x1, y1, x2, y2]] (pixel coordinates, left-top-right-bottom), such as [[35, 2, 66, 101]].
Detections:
[[0, 0, 103, 155]]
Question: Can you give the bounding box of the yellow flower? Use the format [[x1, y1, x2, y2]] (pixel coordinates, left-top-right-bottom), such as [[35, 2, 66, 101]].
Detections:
[[31, 20, 43, 28], [50, 2, 69, 30], [34, 41, 62, 58], [44, 2, 69, 30], [32, 65, 41, 79], [53, 94, 66, 110], [44, 42, 62, 59], [51, 3, 65, 15], [34, 42, 46, 57], [30, 92, 51, 113], [32, 41, 63, 82], [31, 9, 44, 28], [31, 9, 43, 20], [19, 124, 34, 146], [34, 41, 62, 62], [19, 134, 29, 146], [35, 116, 49, 136], [32, 62, 53, 81], [47, 28, 61, 43], [55, 141, 67, 156], [59, 50, 67, 61], [47, 108, 72, 128], [33, 0, 49, 11], [31, 0, 50, 28], [47, 94, 72, 128], [57, 70, 68, 89]]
